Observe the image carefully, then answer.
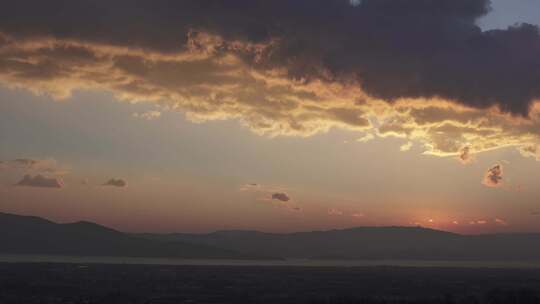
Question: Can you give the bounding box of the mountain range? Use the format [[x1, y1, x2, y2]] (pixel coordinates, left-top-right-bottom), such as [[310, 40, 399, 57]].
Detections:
[[3, 212, 540, 261], [0, 212, 263, 259], [137, 228, 540, 261]]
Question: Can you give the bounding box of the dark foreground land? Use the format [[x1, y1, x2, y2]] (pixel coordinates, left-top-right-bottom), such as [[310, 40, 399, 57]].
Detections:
[[2, 263, 540, 304]]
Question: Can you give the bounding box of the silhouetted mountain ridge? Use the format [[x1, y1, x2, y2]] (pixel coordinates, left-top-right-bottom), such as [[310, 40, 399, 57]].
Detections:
[[4, 212, 540, 261], [138, 226, 540, 261], [0, 212, 269, 259]]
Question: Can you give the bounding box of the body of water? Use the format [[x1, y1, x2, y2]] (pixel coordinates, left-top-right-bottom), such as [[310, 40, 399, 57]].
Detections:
[[1, 254, 540, 269]]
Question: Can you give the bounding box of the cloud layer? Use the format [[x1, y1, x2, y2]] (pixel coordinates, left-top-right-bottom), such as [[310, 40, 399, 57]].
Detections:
[[0, 0, 539, 159]]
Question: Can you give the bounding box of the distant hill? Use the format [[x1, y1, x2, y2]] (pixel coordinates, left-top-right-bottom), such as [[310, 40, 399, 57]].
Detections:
[[138, 227, 540, 261], [0, 212, 268, 259]]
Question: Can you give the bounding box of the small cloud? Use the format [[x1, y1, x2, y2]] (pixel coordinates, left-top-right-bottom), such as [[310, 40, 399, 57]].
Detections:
[[458, 146, 475, 164], [452, 220, 460, 225], [133, 110, 161, 120], [400, 141, 413, 152], [271, 192, 290, 202], [351, 213, 364, 218], [102, 178, 128, 188], [15, 174, 63, 188], [349, 0, 362, 6], [328, 209, 344, 216], [241, 184, 294, 208], [531, 211, 539, 216], [467, 218, 506, 226], [482, 164, 503, 188]]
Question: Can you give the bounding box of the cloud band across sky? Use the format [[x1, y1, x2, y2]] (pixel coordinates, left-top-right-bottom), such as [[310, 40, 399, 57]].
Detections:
[[0, 0, 539, 159]]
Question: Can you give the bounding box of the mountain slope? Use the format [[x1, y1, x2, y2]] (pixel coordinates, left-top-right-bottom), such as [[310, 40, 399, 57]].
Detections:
[[138, 227, 540, 261], [0, 212, 266, 259]]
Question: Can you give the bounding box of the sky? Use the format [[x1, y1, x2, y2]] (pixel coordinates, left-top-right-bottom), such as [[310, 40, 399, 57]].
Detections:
[[0, 0, 540, 234]]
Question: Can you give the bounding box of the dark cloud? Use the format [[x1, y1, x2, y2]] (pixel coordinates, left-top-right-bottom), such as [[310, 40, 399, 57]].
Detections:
[[15, 174, 63, 188], [1, 0, 539, 115], [482, 164, 503, 187], [271, 192, 290, 202], [102, 178, 128, 188], [1, 1, 540, 159]]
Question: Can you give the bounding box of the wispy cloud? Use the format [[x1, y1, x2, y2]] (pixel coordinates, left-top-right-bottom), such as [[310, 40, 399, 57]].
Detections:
[[356, 133, 375, 143], [0, 158, 67, 174], [520, 145, 540, 161], [400, 142, 413, 152], [351, 213, 365, 218], [328, 209, 344, 216], [494, 218, 508, 226], [133, 110, 161, 120]]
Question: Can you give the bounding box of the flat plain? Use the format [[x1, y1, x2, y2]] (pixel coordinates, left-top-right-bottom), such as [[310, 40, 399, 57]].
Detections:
[[2, 263, 540, 303]]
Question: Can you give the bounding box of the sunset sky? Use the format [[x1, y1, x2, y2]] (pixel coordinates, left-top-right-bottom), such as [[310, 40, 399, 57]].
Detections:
[[1, 0, 540, 234]]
